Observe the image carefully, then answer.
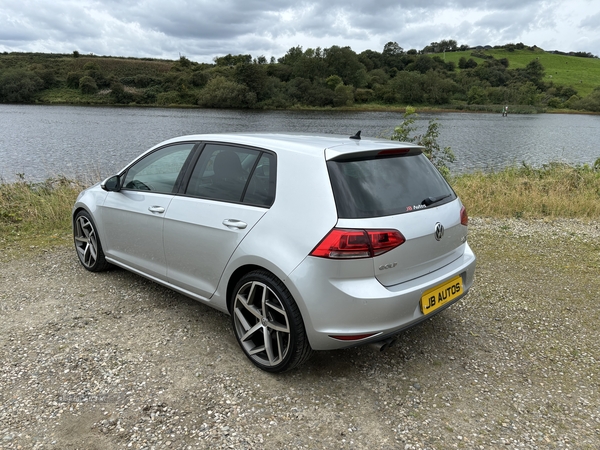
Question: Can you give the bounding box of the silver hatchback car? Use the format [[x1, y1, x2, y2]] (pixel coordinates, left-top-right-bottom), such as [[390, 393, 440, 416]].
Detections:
[[73, 132, 476, 372]]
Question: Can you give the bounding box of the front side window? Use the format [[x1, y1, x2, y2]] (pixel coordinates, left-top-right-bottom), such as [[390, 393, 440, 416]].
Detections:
[[328, 153, 455, 218], [123, 143, 195, 193], [186, 144, 276, 206]]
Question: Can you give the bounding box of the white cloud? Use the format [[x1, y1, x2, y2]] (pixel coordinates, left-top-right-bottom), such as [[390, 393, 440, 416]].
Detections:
[[0, 0, 599, 61]]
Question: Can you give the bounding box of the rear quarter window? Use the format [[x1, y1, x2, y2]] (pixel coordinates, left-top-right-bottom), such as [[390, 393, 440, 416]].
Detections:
[[327, 153, 456, 218]]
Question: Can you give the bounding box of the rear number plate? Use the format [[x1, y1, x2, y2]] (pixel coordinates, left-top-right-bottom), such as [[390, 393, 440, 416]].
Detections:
[[420, 276, 463, 315]]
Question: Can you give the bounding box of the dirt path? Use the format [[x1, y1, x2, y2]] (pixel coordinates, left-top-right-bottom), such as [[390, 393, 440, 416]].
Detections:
[[1, 218, 599, 449]]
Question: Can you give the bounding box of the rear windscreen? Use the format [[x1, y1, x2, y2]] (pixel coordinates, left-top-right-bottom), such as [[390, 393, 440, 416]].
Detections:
[[327, 154, 456, 218]]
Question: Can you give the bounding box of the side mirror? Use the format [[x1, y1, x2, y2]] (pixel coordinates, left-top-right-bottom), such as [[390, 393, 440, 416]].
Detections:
[[101, 175, 122, 192]]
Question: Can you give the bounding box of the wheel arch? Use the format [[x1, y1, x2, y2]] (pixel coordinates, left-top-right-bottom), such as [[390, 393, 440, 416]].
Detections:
[[225, 264, 271, 314]]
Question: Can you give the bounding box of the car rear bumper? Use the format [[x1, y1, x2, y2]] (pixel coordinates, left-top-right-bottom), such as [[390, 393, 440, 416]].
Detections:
[[287, 243, 476, 350]]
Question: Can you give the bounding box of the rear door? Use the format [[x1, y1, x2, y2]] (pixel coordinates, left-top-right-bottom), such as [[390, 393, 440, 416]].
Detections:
[[164, 144, 276, 298]]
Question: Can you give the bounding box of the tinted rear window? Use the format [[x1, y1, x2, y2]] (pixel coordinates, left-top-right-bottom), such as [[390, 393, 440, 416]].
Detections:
[[327, 154, 455, 218]]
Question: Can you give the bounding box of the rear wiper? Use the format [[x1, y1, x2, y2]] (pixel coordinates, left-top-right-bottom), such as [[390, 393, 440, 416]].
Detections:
[[421, 193, 451, 207]]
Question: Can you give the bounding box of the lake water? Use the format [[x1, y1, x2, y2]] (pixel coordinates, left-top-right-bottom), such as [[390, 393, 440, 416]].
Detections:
[[1, 104, 599, 182]]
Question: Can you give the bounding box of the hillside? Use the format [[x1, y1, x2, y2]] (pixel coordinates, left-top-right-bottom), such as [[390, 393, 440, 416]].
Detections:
[[0, 47, 599, 111], [443, 47, 600, 97]]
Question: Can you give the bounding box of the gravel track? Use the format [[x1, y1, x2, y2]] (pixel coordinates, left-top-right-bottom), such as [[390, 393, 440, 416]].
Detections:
[[1, 218, 599, 449]]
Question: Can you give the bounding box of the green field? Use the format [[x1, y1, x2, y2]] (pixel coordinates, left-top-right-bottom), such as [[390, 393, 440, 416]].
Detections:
[[443, 48, 600, 97]]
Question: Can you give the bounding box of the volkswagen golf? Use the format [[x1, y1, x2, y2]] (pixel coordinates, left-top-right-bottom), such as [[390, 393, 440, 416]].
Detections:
[[73, 132, 476, 372]]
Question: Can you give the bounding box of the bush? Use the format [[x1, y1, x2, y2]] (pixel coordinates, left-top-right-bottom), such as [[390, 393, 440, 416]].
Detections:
[[156, 90, 181, 106], [0, 69, 44, 102], [547, 97, 563, 108], [79, 76, 98, 95], [197, 76, 255, 108], [333, 84, 354, 107], [391, 106, 455, 179], [354, 88, 374, 103], [66, 72, 83, 89], [572, 89, 600, 112]]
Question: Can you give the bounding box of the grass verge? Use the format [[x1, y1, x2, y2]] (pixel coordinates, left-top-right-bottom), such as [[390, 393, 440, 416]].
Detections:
[[0, 176, 85, 259], [453, 161, 600, 219]]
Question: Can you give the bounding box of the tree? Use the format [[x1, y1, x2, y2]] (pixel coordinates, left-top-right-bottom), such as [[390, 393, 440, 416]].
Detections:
[[386, 71, 425, 104], [382, 42, 405, 71], [214, 54, 252, 66], [292, 48, 328, 81], [524, 59, 545, 84], [197, 76, 255, 108], [0, 69, 44, 102], [235, 63, 270, 101], [333, 84, 354, 107], [278, 46, 304, 65], [79, 76, 98, 94], [358, 49, 383, 71], [325, 75, 343, 90], [390, 106, 455, 179], [383, 41, 404, 56], [323, 45, 367, 87]]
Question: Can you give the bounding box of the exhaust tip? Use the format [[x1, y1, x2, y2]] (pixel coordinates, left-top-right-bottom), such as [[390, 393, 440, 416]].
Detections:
[[368, 337, 397, 352]]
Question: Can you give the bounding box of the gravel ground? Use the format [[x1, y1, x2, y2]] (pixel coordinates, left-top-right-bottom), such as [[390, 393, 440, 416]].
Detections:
[[1, 218, 599, 449]]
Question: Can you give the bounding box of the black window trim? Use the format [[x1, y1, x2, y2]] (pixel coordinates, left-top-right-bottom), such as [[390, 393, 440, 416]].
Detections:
[[179, 141, 277, 208]]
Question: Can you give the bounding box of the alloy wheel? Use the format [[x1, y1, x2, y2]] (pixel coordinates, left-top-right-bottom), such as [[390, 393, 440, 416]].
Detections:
[[233, 280, 292, 368], [74, 215, 99, 269]]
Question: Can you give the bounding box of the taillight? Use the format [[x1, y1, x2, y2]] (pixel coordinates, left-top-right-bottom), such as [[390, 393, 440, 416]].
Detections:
[[460, 206, 468, 226], [310, 228, 405, 259]]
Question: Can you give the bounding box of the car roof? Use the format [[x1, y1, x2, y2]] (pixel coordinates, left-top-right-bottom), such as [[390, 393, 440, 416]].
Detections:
[[155, 132, 424, 159]]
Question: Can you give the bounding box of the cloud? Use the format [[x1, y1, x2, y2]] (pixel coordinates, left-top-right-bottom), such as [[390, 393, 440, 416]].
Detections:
[[0, 0, 599, 61]]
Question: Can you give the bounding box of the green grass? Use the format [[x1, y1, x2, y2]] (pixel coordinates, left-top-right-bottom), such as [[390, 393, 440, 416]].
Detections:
[[444, 48, 600, 97], [453, 161, 600, 219], [37, 88, 114, 105], [0, 177, 84, 259]]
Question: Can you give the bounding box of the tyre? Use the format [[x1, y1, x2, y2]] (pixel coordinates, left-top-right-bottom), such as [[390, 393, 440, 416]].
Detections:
[[231, 270, 312, 372], [73, 210, 112, 272]]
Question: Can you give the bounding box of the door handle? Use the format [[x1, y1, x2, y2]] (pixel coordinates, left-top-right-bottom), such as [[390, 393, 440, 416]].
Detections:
[[222, 219, 247, 229], [148, 206, 165, 214]]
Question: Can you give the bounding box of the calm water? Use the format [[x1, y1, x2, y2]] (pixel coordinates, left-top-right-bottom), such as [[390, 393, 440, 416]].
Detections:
[[1, 104, 599, 182]]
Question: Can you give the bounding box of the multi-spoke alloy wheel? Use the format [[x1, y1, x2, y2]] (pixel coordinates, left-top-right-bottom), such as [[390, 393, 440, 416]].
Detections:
[[73, 211, 111, 272], [232, 271, 312, 372]]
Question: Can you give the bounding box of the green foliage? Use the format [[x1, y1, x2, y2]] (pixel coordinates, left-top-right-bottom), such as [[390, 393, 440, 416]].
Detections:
[[79, 76, 98, 94], [66, 71, 83, 88], [214, 54, 252, 66], [390, 106, 455, 179], [325, 75, 343, 90], [571, 87, 600, 112], [235, 63, 270, 101], [0, 69, 44, 102], [156, 90, 180, 106], [0, 47, 598, 111], [0, 176, 84, 247], [445, 47, 600, 97], [324, 46, 367, 87], [354, 88, 374, 103], [333, 84, 354, 107], [197, 76, 255, 108], [454, 162, 600, 219]]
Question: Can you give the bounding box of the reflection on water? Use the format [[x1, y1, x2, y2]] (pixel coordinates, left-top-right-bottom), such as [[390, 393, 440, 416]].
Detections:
[[1, 105, 599, 182]]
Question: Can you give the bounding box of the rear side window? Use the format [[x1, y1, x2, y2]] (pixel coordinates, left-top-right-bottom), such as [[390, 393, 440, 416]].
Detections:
[[185, 144, 276, 207], [327, 154, 455, 218]]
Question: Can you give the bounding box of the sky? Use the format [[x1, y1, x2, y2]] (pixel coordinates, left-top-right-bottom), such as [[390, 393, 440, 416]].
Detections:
[[1, 0, 600, 63]]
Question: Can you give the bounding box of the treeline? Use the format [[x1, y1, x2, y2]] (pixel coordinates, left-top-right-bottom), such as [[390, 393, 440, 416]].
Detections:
[[1, 42, 599, 112]]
